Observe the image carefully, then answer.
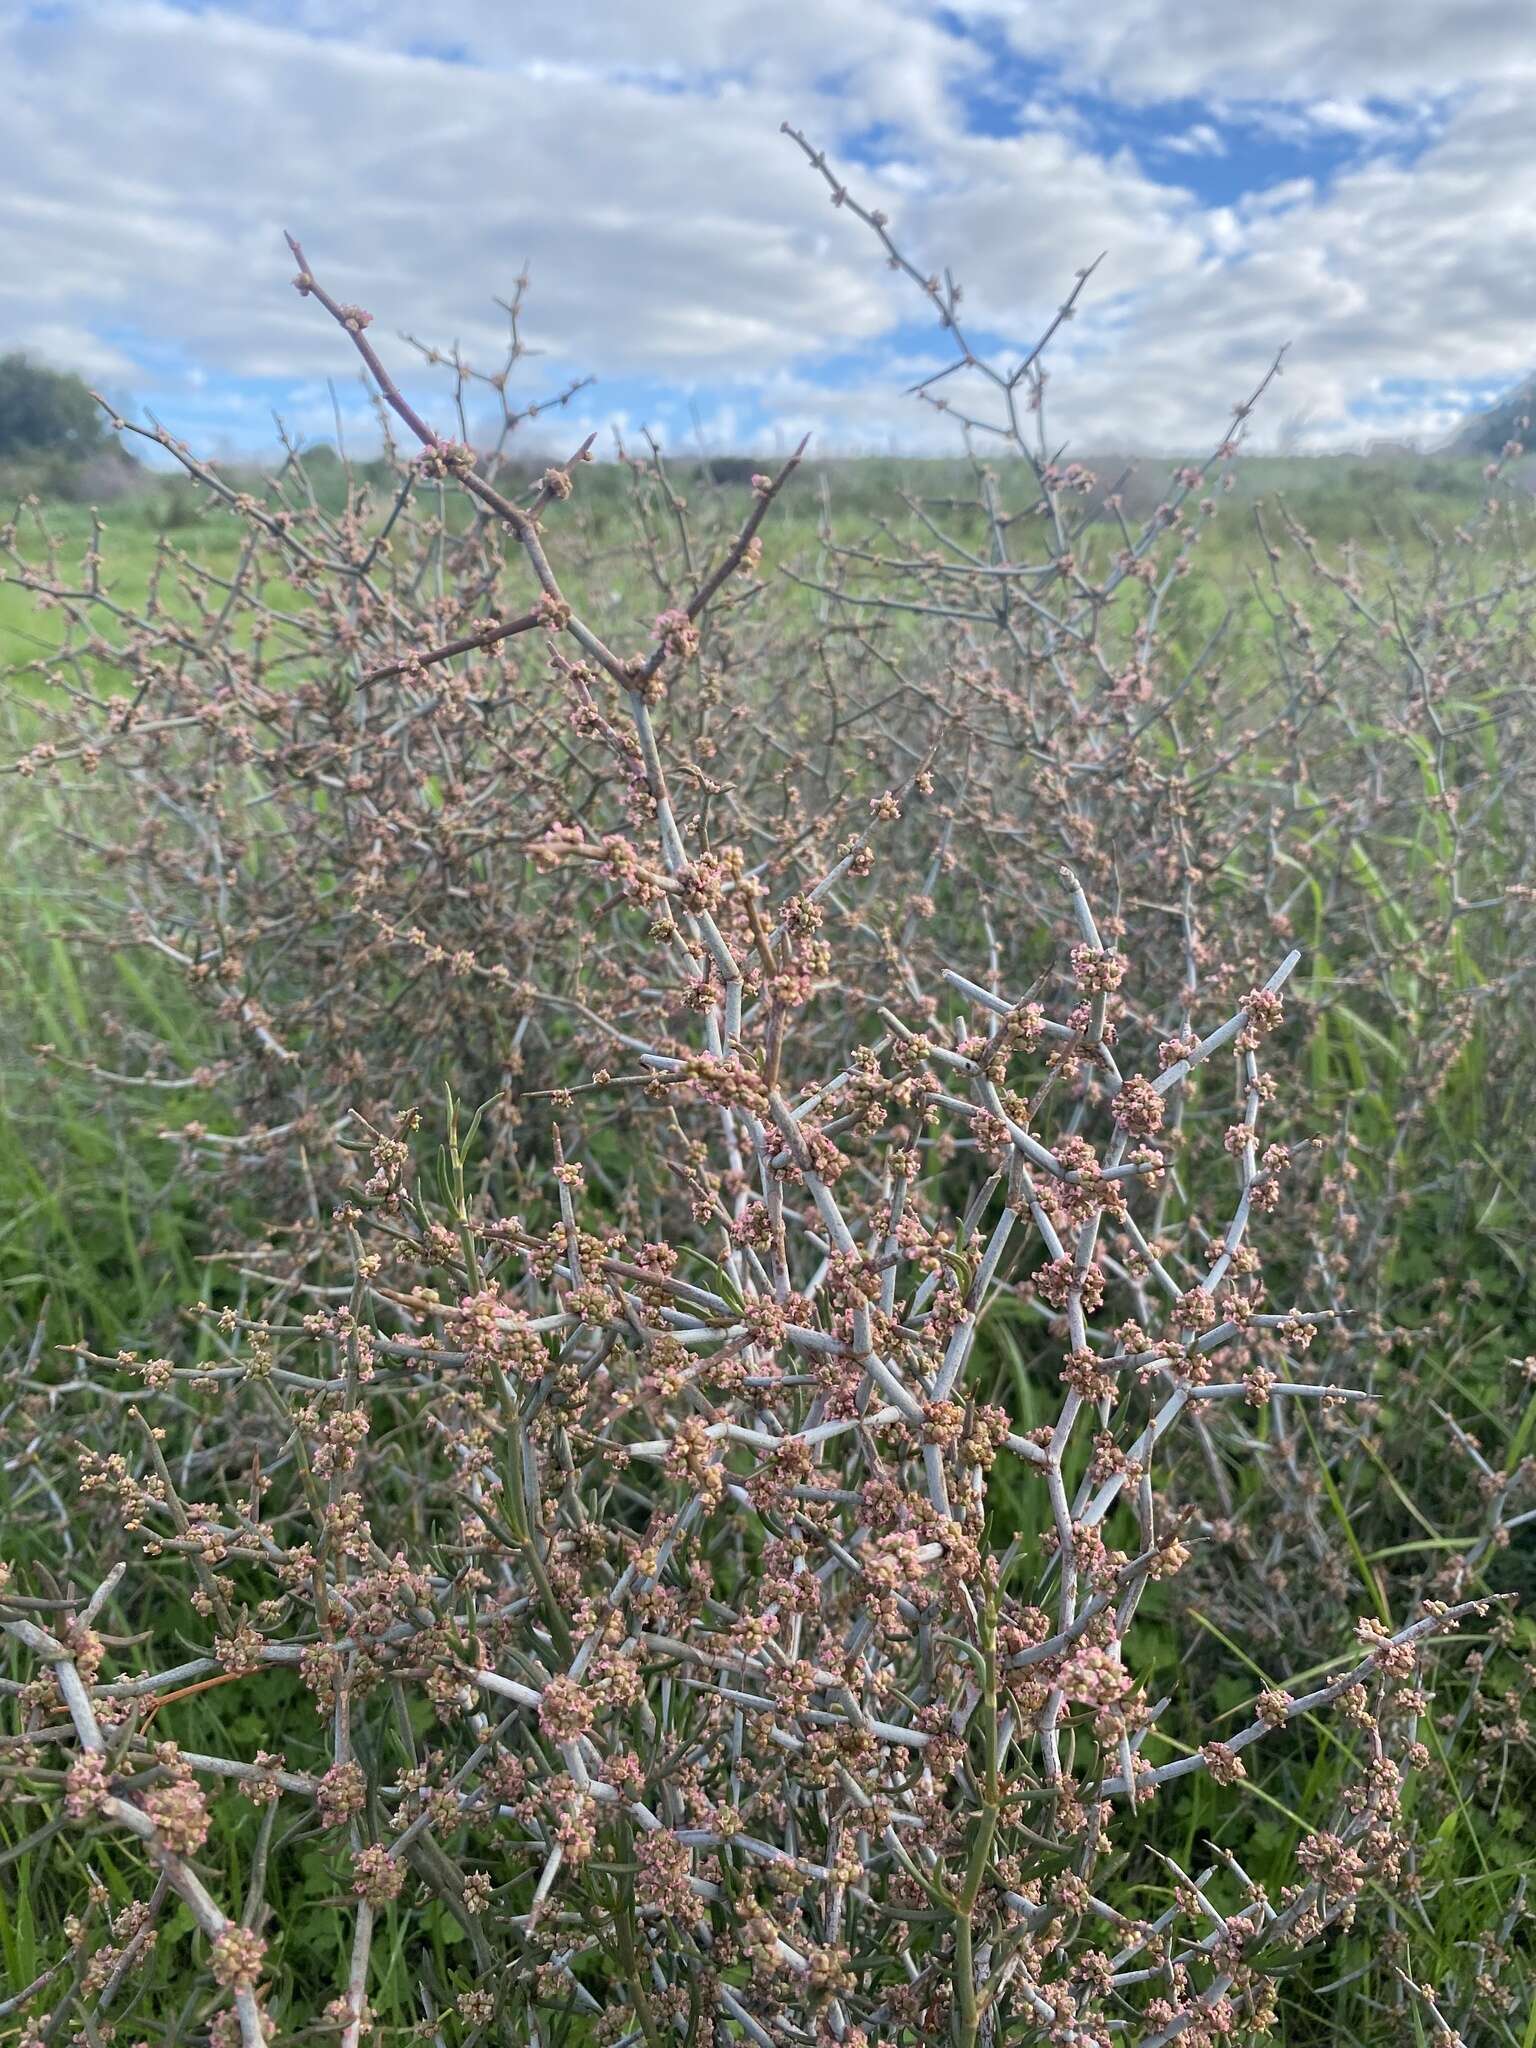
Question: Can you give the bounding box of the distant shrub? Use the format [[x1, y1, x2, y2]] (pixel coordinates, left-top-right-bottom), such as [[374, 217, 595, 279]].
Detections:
[[0, 351, 119, 463]]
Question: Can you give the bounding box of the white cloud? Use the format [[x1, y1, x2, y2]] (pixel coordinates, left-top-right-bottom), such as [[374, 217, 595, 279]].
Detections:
[[955, 0, 1534, 105], [2, 0, 1532, 458], [1162, 124, 1227, 158]]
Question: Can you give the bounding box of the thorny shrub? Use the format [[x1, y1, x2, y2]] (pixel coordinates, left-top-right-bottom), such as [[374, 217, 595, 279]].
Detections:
[[2, 137, 1534, 2045]]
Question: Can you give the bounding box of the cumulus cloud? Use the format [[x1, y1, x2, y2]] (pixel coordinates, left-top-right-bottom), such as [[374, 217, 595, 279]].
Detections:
[[3, 0, 1531, 457], [956, 0, 1534, 105]]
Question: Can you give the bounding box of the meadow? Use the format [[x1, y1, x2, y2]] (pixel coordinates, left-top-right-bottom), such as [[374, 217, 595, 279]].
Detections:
[[1, 235, 1534, 2048]]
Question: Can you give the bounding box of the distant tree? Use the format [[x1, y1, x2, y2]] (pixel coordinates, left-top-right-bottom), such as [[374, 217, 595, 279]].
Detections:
[[692, 455, 771, 487], [0, 352, 112, 461]]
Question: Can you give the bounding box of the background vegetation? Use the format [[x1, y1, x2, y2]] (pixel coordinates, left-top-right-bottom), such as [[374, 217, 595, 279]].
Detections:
[[1, 242, 1533, 2046]]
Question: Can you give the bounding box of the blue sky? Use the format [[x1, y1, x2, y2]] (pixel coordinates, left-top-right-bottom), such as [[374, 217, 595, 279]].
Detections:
[[6, 1, 1534, 461]]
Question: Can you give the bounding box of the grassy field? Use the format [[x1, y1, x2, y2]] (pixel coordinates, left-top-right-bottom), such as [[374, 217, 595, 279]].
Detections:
[[0, 449, 1516, 1339], [2, 450, 1534, 2044]]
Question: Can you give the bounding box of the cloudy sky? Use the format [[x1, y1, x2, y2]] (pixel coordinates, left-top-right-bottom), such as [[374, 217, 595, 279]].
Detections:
[[6, 1, 1534, 460]]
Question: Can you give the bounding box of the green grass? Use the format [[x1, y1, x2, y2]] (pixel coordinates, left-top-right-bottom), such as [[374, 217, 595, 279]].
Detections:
[[2, 454, 1534, 2041]]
